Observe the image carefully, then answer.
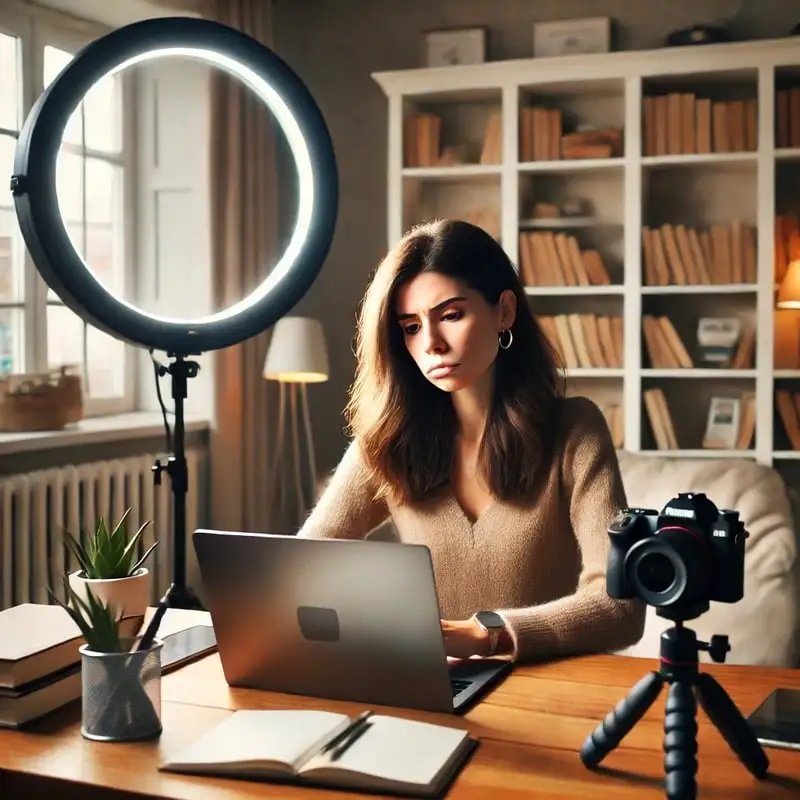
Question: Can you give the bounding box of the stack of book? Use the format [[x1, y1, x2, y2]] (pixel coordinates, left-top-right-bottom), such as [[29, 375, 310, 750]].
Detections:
[[519, 231, 611, 286], [519, 106, 622, 161], [0, 603, 141, 728], [641, 222, 756, 285], [642, 93, 757, 155], [536, 313, 623, 370], [775, 86, 800, 149], [776, 389, 800, 450]]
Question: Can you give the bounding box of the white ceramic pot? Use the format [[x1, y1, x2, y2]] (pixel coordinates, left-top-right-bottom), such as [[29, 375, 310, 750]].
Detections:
[[68, 567, 151, 622]]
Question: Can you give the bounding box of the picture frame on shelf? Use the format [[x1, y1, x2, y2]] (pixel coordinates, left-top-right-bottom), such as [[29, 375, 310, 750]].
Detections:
[[533, 17, 613, 58], [423, 26, 488, 68]]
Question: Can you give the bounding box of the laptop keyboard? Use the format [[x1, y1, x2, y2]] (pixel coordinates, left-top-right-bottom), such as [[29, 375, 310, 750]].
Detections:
[[451, 679, 471, 697]]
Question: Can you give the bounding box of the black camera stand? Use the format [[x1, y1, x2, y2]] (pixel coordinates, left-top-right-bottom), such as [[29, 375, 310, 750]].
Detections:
[[151, 353, 204, 611], [580, 622, 769, 800]]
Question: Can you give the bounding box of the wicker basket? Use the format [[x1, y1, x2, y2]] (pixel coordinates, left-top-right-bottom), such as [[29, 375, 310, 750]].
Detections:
[[0, 366, 84, 431]]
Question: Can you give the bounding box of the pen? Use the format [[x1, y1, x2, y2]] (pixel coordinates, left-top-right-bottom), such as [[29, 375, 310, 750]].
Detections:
[[321, 710, 373, 755], [134, 584, 173, 652], [330, 715, 373, 761]]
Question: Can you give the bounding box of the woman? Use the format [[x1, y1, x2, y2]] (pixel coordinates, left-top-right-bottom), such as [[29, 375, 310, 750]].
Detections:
[[297, 219, 644, 664]]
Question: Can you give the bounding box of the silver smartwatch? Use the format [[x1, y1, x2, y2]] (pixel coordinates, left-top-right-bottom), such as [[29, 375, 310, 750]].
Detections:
[[473, 610, 505, 656]]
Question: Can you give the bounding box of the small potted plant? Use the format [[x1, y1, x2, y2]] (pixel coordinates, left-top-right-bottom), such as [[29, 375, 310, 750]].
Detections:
[[65, 507, 157, 622], [51, 579, 163, 742]]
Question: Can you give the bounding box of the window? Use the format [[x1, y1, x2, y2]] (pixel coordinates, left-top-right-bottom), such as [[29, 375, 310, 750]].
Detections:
[[0, 7, 135, 414]]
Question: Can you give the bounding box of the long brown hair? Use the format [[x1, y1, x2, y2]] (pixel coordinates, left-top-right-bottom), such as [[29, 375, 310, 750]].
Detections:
[[346, 219, 565, 506]]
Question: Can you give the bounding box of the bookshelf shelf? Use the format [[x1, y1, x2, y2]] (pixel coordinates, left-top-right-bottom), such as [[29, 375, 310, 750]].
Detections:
[[373, 35, 800, 468], [401, 165, 501, 180], [519, 217, 605, 230], [519, 158, 624, 173], [642, 369, 757, 379], [641, 284, 757, 295], [566, 368, 624, 378], [524, 286, 623, 296], [775, 148, 800, 162], [641, 152, 757, 168], [639, 449, 755, 459]]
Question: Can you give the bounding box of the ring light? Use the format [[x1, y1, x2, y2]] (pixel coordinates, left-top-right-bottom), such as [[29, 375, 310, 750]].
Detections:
[[10, 18, 338, 610], [11, 16, 338, 355]]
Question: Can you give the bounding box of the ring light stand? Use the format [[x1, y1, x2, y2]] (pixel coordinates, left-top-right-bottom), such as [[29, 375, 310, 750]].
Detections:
[[10, 17, 338, 609]]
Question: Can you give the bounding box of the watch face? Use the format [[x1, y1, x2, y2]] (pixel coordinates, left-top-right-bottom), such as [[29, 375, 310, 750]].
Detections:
[[476, 611, 504, 630]]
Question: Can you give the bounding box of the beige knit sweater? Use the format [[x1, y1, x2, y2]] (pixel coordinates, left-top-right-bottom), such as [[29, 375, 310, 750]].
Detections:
[[297, 396, 645, 663]]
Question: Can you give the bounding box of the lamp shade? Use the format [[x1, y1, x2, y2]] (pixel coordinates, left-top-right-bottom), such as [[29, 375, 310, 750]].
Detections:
[[263, 316, 329, 382], [777, 260, 800, 309]]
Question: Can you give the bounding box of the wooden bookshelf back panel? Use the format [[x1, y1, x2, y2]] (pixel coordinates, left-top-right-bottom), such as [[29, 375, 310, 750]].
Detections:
[[402, 179, 500, 238], [644, 164, 757, 229], [519, 90, 625, 137]]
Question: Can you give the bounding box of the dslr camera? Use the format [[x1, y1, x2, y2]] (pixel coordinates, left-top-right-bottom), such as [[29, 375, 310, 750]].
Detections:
[[606, 492, 748, 621]]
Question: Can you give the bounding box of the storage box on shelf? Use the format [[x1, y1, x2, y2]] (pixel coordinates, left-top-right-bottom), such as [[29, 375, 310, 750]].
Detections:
[[372, 35, 800, 471]]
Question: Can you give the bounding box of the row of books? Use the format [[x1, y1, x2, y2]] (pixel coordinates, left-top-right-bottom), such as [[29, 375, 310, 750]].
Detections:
[[775, 212, 800, 285], [0, 603, 141, 729], [642, 94, 757, 156], [536, 313, 623, 370], [776, 389, 800, 449], [519, 106, 622, 161], [775, 310, 800, 369], [642, 222, 756, 286], [518, 231, 612, 287], [775, 87, 800, 149], [404, 113, 442, 167], [599, 403, 624, 449]]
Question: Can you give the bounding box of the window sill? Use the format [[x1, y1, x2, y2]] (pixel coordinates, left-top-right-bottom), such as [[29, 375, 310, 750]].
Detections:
[[0, 412, 211, 456]]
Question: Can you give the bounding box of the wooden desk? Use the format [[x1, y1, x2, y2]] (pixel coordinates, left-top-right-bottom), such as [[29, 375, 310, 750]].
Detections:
[[1, 624, 799, 799]]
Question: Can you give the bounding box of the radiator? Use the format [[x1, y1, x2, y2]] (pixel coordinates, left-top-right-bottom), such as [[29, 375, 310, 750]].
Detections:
[[0, 448, 208, 611]]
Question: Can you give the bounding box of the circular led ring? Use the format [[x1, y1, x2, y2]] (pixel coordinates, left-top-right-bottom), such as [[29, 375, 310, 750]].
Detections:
[[11, 17, 338, 355]]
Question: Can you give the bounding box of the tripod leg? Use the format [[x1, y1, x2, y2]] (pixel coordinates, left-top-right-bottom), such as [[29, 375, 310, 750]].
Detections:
[[695, 673, 770, 779], [580, 671, 663, 768], [663, 681, 699, 800]]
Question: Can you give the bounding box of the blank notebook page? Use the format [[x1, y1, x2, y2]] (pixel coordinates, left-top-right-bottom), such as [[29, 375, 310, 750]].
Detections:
[[170, 710, 347, 767], [328, 715, 468, 783]]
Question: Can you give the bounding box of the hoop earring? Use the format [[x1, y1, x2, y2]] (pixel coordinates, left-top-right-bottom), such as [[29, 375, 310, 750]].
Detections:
[[499, 329, 513, 350]]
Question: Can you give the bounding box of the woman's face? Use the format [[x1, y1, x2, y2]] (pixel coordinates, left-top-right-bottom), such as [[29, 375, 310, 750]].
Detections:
[[394, 272, 516, 393]]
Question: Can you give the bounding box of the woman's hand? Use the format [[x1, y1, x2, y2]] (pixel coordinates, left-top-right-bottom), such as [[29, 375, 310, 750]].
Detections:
[[440, 617, 488, 659]]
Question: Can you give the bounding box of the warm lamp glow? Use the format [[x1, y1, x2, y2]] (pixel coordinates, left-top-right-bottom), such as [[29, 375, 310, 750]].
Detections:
[[263, 316, 329, 383], [777, 260, 800, 309]]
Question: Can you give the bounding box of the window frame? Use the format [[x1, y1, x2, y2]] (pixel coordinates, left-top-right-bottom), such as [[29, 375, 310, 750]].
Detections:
[[0, 2, 137, 416]]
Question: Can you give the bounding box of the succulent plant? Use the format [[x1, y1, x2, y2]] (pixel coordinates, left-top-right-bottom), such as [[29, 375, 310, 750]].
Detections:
[[49, 576, 127, 653], [64, 507, 157, 580]]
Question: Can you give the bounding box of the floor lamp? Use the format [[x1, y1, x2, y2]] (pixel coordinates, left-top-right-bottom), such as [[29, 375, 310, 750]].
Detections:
[[263, 316, 330, 526]]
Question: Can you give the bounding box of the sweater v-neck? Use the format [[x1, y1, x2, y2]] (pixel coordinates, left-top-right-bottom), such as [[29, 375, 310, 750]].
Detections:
[[449, 492, 496, 530]]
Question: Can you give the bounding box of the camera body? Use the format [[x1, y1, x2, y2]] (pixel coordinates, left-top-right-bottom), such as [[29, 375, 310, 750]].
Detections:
[[606, 492, 748, 621]]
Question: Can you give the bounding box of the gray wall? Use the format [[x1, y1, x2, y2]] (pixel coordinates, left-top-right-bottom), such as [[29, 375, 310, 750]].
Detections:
[[273, 0, 799, 477]]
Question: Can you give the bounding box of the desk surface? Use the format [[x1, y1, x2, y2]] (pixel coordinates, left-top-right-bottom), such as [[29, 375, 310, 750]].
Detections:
[[1, 610, 799, 799]]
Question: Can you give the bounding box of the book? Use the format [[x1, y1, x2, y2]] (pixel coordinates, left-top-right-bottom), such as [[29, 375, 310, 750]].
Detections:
[[160, 708, 477, 797], [0, 603, 143, 689], [0, 662, 81, 729]]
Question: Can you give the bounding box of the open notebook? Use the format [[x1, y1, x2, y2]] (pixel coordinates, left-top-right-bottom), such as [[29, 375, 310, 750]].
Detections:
[[160, 708, 477, 797]]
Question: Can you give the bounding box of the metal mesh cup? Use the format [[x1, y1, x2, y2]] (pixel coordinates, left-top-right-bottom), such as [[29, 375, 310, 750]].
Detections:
[[80, 637, 163, 742]]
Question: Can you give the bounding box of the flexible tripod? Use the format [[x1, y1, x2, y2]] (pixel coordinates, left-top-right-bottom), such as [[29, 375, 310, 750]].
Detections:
[[580, 622, 769, 800]]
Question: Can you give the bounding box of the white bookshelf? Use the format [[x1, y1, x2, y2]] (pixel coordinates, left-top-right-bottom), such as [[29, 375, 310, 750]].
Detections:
[[372, 37, 800, 469]]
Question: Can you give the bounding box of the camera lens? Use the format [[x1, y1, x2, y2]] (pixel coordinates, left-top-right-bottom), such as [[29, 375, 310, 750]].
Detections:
[[624, 525, 712, 611], [636, 552, 676, 593]]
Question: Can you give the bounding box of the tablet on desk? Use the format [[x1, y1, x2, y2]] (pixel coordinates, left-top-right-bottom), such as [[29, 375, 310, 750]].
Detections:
[[746, 688, 800, 751]]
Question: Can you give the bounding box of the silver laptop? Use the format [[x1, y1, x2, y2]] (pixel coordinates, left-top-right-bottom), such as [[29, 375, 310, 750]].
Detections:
[[192, 529, 511, 714]]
